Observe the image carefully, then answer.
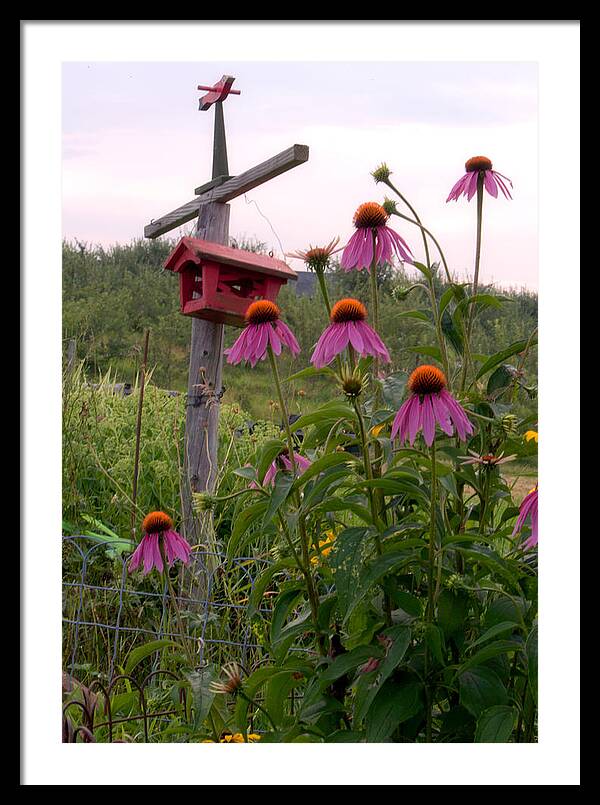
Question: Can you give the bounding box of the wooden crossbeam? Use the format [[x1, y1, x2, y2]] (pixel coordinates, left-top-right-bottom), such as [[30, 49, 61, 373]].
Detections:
[[144, 144, 309, 239]]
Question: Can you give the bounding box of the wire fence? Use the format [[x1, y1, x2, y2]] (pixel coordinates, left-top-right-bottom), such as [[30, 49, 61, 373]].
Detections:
[[62, 534, 274, 684]]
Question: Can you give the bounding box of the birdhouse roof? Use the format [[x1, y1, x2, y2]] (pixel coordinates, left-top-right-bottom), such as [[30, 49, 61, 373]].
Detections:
[[164, 237, 297, 281]]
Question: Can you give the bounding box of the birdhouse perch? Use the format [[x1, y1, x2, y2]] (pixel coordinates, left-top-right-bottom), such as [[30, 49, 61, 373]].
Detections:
[[164, 237, 297, 327]]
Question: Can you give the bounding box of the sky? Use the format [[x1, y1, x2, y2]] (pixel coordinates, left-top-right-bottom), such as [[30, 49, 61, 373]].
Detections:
[[62, 60, 538, 289]]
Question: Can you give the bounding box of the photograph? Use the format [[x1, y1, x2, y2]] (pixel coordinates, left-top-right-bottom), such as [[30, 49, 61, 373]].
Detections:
[[22, 20, 580, 786]]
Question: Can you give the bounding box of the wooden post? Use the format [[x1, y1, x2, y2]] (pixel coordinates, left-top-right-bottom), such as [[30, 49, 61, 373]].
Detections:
[[131, 330, 150, 540], [181, 202, 230, 547], [66, 338, 76, 375]]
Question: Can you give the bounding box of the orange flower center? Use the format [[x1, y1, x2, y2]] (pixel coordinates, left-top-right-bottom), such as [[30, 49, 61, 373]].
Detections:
[[143, 511, 173, 534], [408, 365, 447, 395], [353, 202, 389, 229], [465, 155, 493, 172], [331, 298, 368, 323], [245, 299, 280, 325]]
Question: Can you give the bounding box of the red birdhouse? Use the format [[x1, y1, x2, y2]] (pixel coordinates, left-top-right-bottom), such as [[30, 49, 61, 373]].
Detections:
[[163, 237, 297, 327]]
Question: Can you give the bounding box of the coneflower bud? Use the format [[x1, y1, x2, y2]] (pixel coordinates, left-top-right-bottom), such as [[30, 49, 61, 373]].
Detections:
[[382, 197, 398, 217], [192, 492, 217, 513], [339, 366, 367, 400], [500, 413, 519, 436], [209, 662, 243, 695], [371, 163, 392, 184]]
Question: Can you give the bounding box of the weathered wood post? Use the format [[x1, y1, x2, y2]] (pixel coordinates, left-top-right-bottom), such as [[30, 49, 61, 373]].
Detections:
[[144, 75, 309, 566], [182, 201, 230, 543]]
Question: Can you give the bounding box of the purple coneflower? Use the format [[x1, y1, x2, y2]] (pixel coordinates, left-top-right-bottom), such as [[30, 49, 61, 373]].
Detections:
[[311, 298, 390, 368], [340, 201, 413, 271], [262, 450, 312, 487], [391, 365, 474, 446], [459, 450, 517, 467], [225, 300, 300, 368], [446, 156, 513, 202], [513, 485, 538, 551], [286, 237, 341, 272], [129, 511, 192, 575]]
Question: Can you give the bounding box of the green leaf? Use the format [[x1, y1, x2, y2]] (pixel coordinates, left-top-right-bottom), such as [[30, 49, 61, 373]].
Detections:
[[285, 365, 336, 383], [319, 645, 384, 685], [459, 667, 508, 717], [185, 665, 217, 730], [412, 261, 434, 281], [406, 345, 442, 361], [380, 371, 408, 409], [470, 622, 518, 649], [265, 670, 305, 728], [262, 471, 295, 526], [256, 439, 286, 482], [123, 639, 178, 676], [437, 590, 470, 639], [526, 623, 538, 702], [353, 625, 411, 722], [248, 559, 296, 618], [293, 451, 358, 488], [365, 680, 423, 742], [459, 640, 522, 673], [343, 550, 422, 625], [425, 623, 446, 666], [397, 309, 433, 323], [330, 527, 371, 615], [226, 500, 269, 561], [442, 308, 464, 355], [475, 339, 536, 381], [270, 588, 304, 647], [290, 401, 356, 432], [455, 293, 511, 319], [475, 705, 516, 742], [486, 364, 515, 399]]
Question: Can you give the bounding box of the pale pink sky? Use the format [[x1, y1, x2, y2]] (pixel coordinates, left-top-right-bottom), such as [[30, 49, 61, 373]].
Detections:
[[62, 61, 538, 289]]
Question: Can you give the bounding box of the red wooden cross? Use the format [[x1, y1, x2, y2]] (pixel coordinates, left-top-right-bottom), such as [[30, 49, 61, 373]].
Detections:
[[197, 75, 241, 111]]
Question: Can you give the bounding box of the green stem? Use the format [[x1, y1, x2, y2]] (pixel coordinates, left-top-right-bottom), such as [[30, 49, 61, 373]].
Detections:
[[352, 399, 392, 626], [267, 344, 297, 474], [425, 439, 438, 742], [267, 344, 324, 653], [239, 690, 278, 732], [160, 546, 196, 669], [315, 268, 332, 316], [460, 174, 484, 392]]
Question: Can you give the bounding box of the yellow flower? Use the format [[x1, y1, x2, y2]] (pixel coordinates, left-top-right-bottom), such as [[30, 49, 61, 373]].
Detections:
[[219, 732, 261, 743], [524, 430, 538, 443], [370, 423, 385, 437], [310, 531, 336, 565]]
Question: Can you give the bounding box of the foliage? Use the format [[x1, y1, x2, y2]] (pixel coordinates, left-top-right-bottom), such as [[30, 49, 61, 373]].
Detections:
[[62, 162, 538, 744]]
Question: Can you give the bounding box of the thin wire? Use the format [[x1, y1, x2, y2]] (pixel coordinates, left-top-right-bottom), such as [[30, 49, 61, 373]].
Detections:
[[243, 195, 286, 258]]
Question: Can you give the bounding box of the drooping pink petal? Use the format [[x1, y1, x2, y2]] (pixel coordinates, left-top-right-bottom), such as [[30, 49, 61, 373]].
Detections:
[[391, 397, 411, 441], [492, 171, 513, 199], [483, 170, 498, 197], [408, 395, 422, 446], [347, 320, 365, 353], [275, 320, 301, 356], [446, 173, 470, 202], [421, 394, 436, 446], [128, 539, 145, 572], [341, 229, 373, 271], [358, 322, 391, 363], [267, 322, 282, 356], [163, 530, 192, 565], [466, 171, 480, 201], [431, 392, 454, 436], [386, 227, 414, 263], [439, 389, 474, 442]]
